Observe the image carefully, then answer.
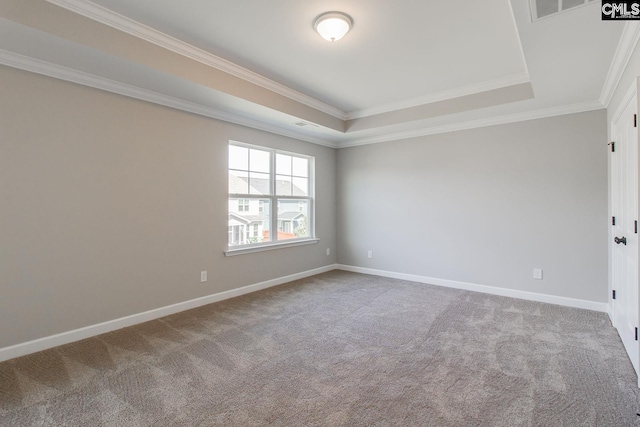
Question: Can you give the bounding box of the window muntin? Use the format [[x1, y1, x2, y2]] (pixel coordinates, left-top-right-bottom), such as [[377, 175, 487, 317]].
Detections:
[[228, 142, 314, 249]]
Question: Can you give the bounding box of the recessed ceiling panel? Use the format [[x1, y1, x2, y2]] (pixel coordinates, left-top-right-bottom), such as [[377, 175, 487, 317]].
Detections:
[[90, 0, 530, 114]]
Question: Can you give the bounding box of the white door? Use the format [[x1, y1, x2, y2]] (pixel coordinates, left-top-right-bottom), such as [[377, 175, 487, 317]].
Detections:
[[611, 92, 639, 377]]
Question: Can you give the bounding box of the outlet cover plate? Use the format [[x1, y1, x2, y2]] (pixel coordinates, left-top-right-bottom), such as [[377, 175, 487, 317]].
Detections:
[[533, 268, 543, 280]]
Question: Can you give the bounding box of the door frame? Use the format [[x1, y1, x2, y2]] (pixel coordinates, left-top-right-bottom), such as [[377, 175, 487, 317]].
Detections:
[[609, 79, 640, 385]]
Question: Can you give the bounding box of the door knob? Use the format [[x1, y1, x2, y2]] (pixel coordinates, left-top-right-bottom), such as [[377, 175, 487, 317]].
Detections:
[[615, 236, 627, 245]]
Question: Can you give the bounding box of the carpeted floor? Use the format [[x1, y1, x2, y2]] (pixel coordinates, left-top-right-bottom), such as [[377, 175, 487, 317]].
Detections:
[[1, 270, 639, 426]]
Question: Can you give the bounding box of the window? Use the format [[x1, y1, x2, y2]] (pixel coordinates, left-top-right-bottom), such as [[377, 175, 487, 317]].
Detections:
[[228, 141, 315, 251], [530, 0, 595, 21]]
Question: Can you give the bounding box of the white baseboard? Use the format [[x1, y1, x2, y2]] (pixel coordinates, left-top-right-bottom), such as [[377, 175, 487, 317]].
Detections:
[[336, 264, 609, 313], [1, 263, 610, 362], [0, 264, 338, 363], [607, 304, 614, 324]]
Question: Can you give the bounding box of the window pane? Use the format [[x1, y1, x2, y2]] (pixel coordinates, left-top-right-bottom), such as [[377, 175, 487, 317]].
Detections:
[[277, 199, 309, 241], [228, 198, 270, 246], [535, 0, 558, 18], [562, 0, 584, 10], [249, 148, 270, 173], [292, 157, 308, 177], [292, 177, 308, 196], [229, 170, 249, 194], [276, 175, 292, 196], [276, 154, 292, 175], [229, 145, 248, 170], [249, 172, 270, 195]]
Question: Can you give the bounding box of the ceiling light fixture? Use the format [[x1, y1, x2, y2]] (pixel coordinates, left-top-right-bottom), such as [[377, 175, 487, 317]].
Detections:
[[313, 12, 353, 42]]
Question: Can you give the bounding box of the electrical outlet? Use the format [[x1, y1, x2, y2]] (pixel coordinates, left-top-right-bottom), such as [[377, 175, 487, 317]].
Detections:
[[368, 250, 373, 259], [326, 248, 331, 256], [200, 271, 207, 283], [533, 268, 543, 280]]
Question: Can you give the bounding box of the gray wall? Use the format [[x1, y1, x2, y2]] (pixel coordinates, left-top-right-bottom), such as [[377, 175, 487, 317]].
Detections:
[[337, 110, 608, 303], [0, 62, 611, 350], [0, 66, 337, 348]]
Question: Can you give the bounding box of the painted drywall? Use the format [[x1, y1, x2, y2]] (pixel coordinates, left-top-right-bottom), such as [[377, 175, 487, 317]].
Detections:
[[0, 65, 337, 349], [337, 110, 608, 303], [345, 82, 534, 131]]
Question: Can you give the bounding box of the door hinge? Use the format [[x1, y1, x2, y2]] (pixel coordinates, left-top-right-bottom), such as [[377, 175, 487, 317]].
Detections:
[[613, 290, 617, 300], [612, 216, 616, 226], [610, 141, 616, 152], [636, 220, 638, 234], [635, 327, 638, 341], [635, 114, 637, 128]]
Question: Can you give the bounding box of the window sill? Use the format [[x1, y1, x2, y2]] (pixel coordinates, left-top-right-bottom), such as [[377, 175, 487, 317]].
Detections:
[[224, 238, 319, 257]]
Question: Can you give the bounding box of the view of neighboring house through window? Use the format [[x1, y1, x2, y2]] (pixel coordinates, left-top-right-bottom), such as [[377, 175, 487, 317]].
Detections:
[[228, 141, 314, 249], [238, 198, 249, 212]]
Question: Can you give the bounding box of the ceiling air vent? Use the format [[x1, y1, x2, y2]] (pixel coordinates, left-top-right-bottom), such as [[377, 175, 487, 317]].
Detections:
[[293, 121, 320, 129], [530, 0, 596, 21]]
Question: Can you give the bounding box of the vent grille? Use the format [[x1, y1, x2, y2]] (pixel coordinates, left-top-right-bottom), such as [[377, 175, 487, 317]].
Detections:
[[530, 0, 596, 21], [293, 121, 320, 129]]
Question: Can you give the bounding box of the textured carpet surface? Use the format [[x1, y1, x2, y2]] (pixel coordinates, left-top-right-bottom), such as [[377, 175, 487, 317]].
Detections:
[[1, 270, 639, 426]]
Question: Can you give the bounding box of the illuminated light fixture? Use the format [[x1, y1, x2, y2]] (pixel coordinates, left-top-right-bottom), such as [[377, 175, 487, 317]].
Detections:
[[313, 12, 353, 42]]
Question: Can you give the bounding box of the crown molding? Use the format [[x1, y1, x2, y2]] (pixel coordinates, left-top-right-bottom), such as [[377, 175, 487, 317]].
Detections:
[[42, 0, 533, 123], [0, 49, 339, 149], [345, 72, 531, 120], [600, 22, 640, 108], [1, 48, 604, 151], [44, 0, 348, 120], [339, 101, 604, 148], [25, 0, 615, 149], [610, 80, 637, 125]]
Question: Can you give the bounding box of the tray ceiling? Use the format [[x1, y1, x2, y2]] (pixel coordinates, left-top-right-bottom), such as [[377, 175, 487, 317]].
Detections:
[[0, 0, 627, 147]]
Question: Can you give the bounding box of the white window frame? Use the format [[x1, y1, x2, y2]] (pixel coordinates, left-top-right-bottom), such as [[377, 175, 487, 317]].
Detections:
[[529, 0, 595, 22], [238, 198, 249, 212], [226, 141, 318, 256]]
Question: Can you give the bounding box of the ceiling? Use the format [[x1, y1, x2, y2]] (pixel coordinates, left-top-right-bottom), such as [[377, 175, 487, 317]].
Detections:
[[88, 0, 530, 114], [0, 0, 630, 147]]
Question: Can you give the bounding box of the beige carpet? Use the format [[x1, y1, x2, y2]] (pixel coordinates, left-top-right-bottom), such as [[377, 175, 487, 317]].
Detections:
[[1, 270, 639, 426]]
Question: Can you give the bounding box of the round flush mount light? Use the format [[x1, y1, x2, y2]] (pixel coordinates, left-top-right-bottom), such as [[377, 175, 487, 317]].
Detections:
[[313, 11, 353, 42]]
